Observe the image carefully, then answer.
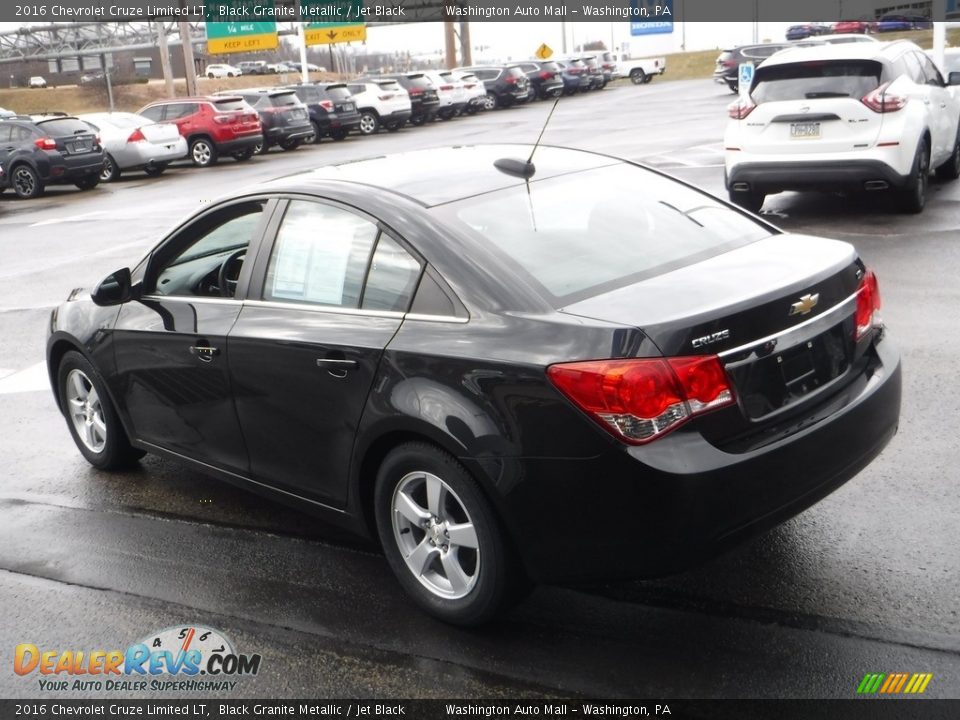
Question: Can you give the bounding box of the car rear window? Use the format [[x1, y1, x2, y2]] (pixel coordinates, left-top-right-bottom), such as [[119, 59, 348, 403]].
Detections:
[[405, 75, 434, 89], [436, 164, 771, 303], [752, 60, 883, 103], [325, 84, 352, 100], [506, 67, 526, 79], [267, 92, 300, 107], [376, 81, 402, 92], [541, 61, 561, 72], [212, 98, 247, 111], [293, 86, 322, 103], [36, 118, 91, 136]]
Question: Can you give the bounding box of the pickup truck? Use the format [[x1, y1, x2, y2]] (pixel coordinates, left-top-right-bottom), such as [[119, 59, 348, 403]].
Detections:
[[617, 55, 667, 84]]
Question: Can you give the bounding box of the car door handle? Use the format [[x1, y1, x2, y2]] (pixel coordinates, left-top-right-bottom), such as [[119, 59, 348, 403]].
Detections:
[[189, 345, 220, 362], [316, 357, 357, 378]]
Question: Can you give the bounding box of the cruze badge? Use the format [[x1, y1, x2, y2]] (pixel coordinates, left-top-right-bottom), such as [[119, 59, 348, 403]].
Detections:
[[790, 293, 820, 316], [691, 329, 731, 348]]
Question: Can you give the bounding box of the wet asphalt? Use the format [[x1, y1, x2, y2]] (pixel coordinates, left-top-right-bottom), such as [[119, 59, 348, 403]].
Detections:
[[0, 78, 958, 701]]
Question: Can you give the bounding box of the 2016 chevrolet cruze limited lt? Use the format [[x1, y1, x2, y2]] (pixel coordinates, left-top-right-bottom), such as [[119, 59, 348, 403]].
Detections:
[[47, 145, 901, 625]]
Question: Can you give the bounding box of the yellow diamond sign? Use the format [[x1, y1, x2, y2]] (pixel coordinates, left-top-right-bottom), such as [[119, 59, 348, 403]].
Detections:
[[535, 43, 553, 60]]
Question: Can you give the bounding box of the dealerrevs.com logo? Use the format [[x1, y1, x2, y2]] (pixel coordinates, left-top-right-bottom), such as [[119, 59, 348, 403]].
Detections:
[[14, 625, 262, 693], [857, 672, 934, 695]]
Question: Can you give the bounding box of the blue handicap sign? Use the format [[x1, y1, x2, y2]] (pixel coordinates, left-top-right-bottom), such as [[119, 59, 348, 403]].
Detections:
[[738, 63, 754, 89]]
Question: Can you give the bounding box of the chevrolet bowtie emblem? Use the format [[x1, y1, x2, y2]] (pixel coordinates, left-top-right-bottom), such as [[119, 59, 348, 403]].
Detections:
[[789, 293, 820, 316]]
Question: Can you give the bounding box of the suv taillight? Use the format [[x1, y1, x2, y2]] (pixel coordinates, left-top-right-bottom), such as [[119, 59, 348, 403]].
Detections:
[[728, 99, 756, 119], [503, 74, 517, 84], [213, 114, 234, 124], [126, 128, 145, 143], [319, 100, 334, 111], [34, 137, 57, 150], [855, 269, 882, 341], [547, 356, 736, 444], [862, 82, 906, 113]]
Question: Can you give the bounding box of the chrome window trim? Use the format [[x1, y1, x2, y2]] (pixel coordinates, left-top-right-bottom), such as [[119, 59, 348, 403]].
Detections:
[[718, 291, 858, 368], [140, 294, 241, 306], [242, 298, 405, 320]]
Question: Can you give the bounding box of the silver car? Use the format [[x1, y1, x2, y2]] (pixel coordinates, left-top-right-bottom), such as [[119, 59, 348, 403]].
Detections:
[[79, 112, 187, 182]]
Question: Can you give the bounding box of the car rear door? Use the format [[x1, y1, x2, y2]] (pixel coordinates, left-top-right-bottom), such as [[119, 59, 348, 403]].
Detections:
[[740, 58, 887, 155], [228, 198, 423, 506], [111, 198, 273, 473]]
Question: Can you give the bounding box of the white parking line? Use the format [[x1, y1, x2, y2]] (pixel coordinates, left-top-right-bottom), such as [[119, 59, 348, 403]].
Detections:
[[0, 362, 49, 395], [29, 211, 104, 228]]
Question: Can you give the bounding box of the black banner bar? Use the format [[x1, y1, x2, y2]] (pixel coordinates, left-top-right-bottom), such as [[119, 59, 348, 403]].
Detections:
[[0, 699, 957, 720]]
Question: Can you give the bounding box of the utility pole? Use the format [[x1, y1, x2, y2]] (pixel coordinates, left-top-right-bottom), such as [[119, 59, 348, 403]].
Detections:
[[459, 22, 472, 66], [177, 1, 197, 96], [444, 20, 457, 69], [295, 0, 309, 84], [155, 20, 175, 97], [561, 21, 567, 53]]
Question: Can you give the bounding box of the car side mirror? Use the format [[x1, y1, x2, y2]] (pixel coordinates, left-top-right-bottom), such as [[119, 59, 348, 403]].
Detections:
[[91, 267, 138, 306], [948, 72, 960, 86]]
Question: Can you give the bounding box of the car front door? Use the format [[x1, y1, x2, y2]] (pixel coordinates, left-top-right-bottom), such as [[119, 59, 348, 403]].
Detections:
[[110, 198, 273, 473], [227, 198, 423, 506], [917, 52, 958, 162]]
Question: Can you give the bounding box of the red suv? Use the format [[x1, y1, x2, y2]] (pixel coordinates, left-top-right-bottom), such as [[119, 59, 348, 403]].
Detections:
[[137, 96, 263, 168]]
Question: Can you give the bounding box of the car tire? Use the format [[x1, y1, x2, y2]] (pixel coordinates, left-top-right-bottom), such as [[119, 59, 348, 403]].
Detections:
[[899, 139, 929, 214], [306, 121, 322, 145], [189, 138, 218, 167], [58, 351, 144, 471], [331, 129, 348, 141], [409, 114, 427, 127], [374, 442, 524, 626], [143, 163, 167, 177], [935, 126, 960, 180], [232, 149, 254, 162], [74, 174, 100, 191], [358, 111, 379, 135], [100, 154, 120, 183], [11, 164, 44, 199], [253, 142, 267, 155], [729, 188, 765, 213], [642, 75, 653, 84], [385, 120, 403, 132], [207, 73, 215, 79], [483, 92, 498, 110], [279, 138, 302, 151]]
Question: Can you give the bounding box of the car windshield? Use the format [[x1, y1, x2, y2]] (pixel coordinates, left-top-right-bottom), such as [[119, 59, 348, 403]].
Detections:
[[752, 60, 882, 102], [435, 164, 772, 304]]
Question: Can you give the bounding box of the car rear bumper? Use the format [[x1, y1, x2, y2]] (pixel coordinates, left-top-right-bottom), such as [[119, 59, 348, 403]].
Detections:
[[44, 153, 106, 182], [114, 141, 187, 168], [487, 336, 901, 584], [727, 158, 913, 193]]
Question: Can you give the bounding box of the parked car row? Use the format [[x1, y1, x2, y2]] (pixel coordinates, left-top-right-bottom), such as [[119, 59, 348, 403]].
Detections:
[[789, 16, 933, 40], [0, 56, 628, 199]]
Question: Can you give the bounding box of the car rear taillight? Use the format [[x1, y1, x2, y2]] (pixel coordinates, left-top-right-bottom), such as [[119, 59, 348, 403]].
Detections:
[[728, 99, 756, 119], [379, 94, 394, 100], [126, 128, 146, 143], [213, 114, 233, 124], [547, 355, 736, 444], [504, 74, 517, 84], [440, 84, 453, 91], [722, 59, 736, 68], [319, 100, 334, 111], [408, 87, 424, 96], [34, 137, 57, 150], [854, 268, 882, 341], [862, 82, 906, 113], [539, 71, 553, 80]]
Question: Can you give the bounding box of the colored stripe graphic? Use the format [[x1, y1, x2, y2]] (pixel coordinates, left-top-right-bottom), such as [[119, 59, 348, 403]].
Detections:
[[857, 672, 933, 694]]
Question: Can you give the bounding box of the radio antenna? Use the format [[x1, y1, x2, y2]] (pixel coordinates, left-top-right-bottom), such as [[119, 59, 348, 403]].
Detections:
[[493, 90, 563, 180], [527, 91, 562, 165]]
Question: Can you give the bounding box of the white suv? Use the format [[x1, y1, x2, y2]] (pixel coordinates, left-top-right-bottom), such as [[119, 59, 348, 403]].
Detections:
[[725, 40, 960, 213], [205, 63, 242, 79], [345, 79, 412, 135]]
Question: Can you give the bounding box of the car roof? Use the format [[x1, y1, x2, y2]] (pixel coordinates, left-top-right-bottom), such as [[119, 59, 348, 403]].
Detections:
[[146, 95, 242, 104], [257, 145, 624, 208], [762, 39, 917, 68]]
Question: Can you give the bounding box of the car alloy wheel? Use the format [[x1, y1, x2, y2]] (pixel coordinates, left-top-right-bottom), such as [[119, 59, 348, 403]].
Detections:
[[190, 139, 217, 167], [899, 140, 929, 214], [12, 165, 42, 199], [65, 368, 107, 454], [391, 471, 480, 599], [483, 93, 497, 110], [100, 154, 120, 182], [358, 112, 378, 135]]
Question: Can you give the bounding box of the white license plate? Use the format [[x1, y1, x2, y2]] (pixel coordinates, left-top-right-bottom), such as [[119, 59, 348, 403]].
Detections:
[[790, 122, 821, 139]]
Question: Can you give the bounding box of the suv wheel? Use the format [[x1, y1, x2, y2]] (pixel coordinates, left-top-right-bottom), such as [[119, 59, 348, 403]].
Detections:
[[331, 129, 349, 141], [482, 92, 498, 110], [899, 139, 929, 214], [74, 174, 100, 191], [11, 164, 44, 199], [729, 188, 765, 213], [358, 111, 379, 135], [189, 138, 218, 167], [374, 442, 523, 626], [100, 154, 120, 182]]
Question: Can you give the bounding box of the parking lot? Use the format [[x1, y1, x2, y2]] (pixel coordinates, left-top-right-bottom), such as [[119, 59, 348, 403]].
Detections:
[[1, 78, 959, 699]]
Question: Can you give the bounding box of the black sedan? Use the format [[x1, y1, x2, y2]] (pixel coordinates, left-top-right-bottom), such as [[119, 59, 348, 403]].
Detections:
[[46, 145, 901, 626]]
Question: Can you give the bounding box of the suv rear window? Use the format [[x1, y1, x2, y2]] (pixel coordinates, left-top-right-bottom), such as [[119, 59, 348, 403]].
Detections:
[[752, 60, 883, 103], [405, 75, 434, 90], [212, 98, 247, 111], [36, 118, 91, 136], [437, 164, 771, 303], [293, 86, 321, 103], [540, 61, 561, 72], [506, 67, 526, 80], [376, 81, 402, 92], [266, 92, 300, 107]]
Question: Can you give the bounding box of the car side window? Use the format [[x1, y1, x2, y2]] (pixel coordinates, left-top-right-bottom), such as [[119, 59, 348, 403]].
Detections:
[[263, 201, 379, 309], [901, 52, 927, 85], [361, 235, 422, 312], [139, 106, 162, 122], [917, 53, 945, 86], [0, 125, 11, 143], [13, 126, 34, 142], [151, 201, 266, 298]]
